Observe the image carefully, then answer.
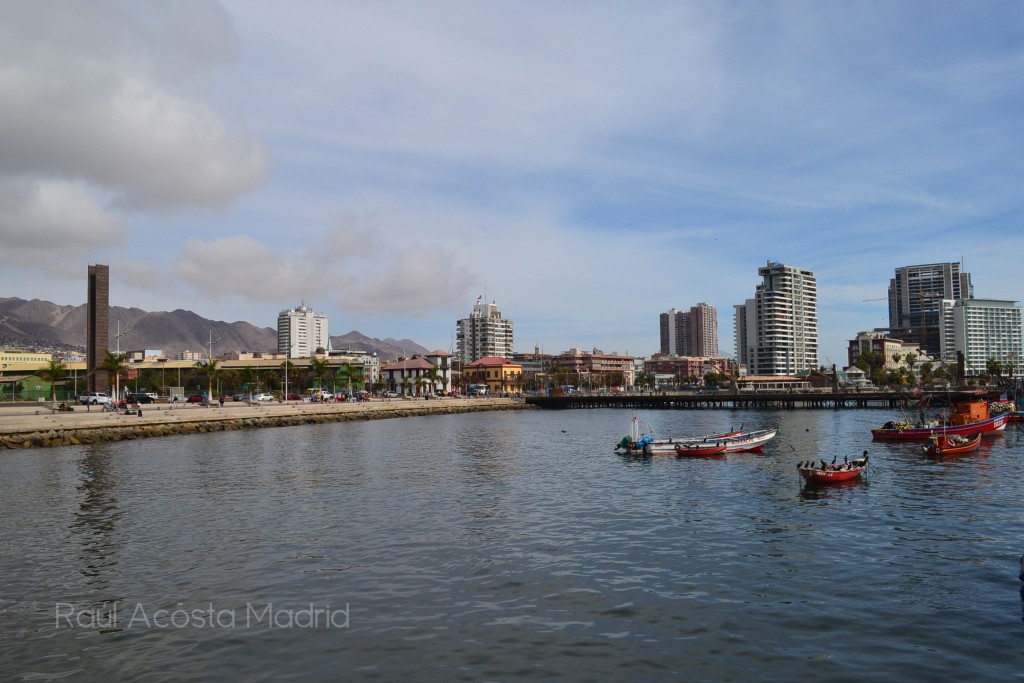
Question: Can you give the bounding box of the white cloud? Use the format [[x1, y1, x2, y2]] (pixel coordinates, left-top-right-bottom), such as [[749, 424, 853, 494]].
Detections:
[[0, 178, 122, 271], [0, 0, 266, 209]]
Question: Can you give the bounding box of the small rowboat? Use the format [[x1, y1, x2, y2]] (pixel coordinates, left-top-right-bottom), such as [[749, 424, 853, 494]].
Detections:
[[674, 442, 728, 457], [797, 452, 868, 485], [923, 432, 982, 457]]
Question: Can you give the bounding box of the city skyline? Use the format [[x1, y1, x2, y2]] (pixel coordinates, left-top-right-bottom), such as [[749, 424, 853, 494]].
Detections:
[[2, 2, 1023, 365]]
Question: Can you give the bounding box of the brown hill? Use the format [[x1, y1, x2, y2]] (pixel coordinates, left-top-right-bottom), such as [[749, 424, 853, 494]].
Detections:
[[0, 297, 429, 360]]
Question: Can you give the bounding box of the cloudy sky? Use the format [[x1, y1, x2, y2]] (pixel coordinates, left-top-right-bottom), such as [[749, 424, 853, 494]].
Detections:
[[2, 1, 1022, 363]]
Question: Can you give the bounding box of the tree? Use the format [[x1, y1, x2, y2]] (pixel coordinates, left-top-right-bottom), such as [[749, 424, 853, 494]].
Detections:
[[635, 372, 655, 391], [195, 357, 221, 402], [37, 359, 68, 402], [309, 358, 330, 391], [422, 365, 440, 395], [857, 351, 886, 381], [335, 362, 360, 396], [101, 351, 128, 397], [986, 358, 1005, 381]]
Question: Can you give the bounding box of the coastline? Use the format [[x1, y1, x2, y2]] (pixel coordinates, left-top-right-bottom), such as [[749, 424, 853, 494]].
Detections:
[[0, 397, 531, 449]]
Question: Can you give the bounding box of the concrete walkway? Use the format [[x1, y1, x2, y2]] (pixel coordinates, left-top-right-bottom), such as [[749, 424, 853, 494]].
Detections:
[[0, 397, 523, 440]]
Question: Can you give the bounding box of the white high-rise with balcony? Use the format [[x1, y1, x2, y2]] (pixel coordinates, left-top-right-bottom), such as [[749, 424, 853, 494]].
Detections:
[[455, 298, 514, 363], [277, 303, 329, 358], [939, 298, 1022, 376], [736, 262, 818, 375]]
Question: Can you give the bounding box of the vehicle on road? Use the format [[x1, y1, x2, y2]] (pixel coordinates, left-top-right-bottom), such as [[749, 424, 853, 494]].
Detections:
[[305, 388, 334, 401], [253, 393, 274, 402], [126, 393, 155, 404], [78, 392, 112, 405], [186, 394, 205, 403]]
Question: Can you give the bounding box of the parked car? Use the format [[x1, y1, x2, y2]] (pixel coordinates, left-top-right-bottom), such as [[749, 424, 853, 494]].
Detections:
[[284, 393, 301, 401], [126, 393, 155, 404], [233, 393, 254, 402], [253, 393, 274, 402], [78, 391, 112, 405], [186, 394, 205, 403]]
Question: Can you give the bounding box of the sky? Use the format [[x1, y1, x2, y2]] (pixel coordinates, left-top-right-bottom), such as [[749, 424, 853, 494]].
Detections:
[[2, 1, 1023, 364]]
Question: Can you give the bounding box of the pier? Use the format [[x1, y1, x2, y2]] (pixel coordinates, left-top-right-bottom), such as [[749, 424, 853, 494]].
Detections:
[[525, 391, 913, 411]]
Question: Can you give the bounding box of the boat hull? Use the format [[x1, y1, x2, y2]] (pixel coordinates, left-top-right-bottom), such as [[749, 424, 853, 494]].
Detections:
[[674, 443, 728, 456], [799, 466, 865, 484], [719, 428, 778, 452], [923, 433, 982, 456], [871, 412, 1009, 440]]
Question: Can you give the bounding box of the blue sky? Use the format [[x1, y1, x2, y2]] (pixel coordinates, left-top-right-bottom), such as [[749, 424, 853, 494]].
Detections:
[[2, 1, 1022, 364]]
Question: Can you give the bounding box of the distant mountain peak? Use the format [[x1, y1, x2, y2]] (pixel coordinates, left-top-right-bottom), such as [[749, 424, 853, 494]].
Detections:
[[0, 297, 428, 360]]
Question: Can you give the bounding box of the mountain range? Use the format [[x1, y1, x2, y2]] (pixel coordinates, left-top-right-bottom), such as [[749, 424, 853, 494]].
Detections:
[[0, 297, 430, 361]]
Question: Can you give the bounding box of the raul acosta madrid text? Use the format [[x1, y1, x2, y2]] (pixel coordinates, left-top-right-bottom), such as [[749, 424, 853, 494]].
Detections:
[[54, 602, 350, 630]]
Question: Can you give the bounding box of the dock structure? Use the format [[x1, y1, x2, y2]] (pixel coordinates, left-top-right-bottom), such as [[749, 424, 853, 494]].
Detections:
[[525, 391, 912, 411]]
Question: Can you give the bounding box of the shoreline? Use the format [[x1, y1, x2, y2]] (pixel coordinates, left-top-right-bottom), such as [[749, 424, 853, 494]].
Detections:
[[0, 397, 531, 449]]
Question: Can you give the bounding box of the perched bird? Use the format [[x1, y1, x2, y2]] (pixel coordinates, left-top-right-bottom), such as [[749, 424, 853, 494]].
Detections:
[[832, 456, 837, 465], [820, 459, 827, 469], [844, 455, 848, 465]]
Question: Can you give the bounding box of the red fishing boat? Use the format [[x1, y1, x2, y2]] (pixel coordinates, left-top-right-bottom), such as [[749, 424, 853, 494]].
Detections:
[[923, 432, 982, 456], [871, 396, 1009, 440], [797, 453, 868, 484]]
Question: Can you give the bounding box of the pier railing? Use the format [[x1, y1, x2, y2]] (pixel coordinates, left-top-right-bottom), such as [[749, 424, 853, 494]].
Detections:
[[524, 390, 913, 410]]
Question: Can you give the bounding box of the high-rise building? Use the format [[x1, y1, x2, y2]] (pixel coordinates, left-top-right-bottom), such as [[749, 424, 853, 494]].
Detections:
[[888, 262, 972, 358], [455, 298, 514, 363], [939, 298, 1023, 376], [690, 302, 718, 358], [86, 264, 109, 393], [277, 303, 329, 358], [736, 262, 818, 375], [660, 304, 718, 357], [659, 308, 686, 356]]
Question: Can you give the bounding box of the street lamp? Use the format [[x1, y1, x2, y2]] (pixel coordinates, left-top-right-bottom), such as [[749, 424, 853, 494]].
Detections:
[[115, 320, 131, 401], [206, 330, 221, 402]]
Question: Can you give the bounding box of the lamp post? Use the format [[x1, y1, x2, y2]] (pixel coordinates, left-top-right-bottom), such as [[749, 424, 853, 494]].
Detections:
[[115, 320, 130, 401], [206, 330, 221, 403]]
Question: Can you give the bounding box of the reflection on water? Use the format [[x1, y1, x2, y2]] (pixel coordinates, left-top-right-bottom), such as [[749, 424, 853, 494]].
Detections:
[[71, 447, 122, 588]]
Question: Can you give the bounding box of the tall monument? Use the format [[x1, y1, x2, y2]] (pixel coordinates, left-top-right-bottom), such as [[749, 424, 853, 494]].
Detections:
[[87, 264, 109, 392]]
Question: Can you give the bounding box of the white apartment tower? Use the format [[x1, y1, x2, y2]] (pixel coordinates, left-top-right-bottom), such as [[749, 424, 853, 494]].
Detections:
[[939, 298, 1023, 376], [456, 298, 514, 363], [736, 262, 818, 375], [277, 303, 329, 358]]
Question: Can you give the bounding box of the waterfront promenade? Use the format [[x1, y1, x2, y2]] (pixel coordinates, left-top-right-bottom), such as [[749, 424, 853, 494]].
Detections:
[[0, 397, 527, 449]]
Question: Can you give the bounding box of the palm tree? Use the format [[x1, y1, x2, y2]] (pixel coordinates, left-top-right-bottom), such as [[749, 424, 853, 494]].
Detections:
[[37, 359, 68, 402], [195, 357, 221, 402], [101, 351, 128, 398], [236, 366, 257, 396], [422, 365, 440, 395], [309, 358, 330, 391]]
